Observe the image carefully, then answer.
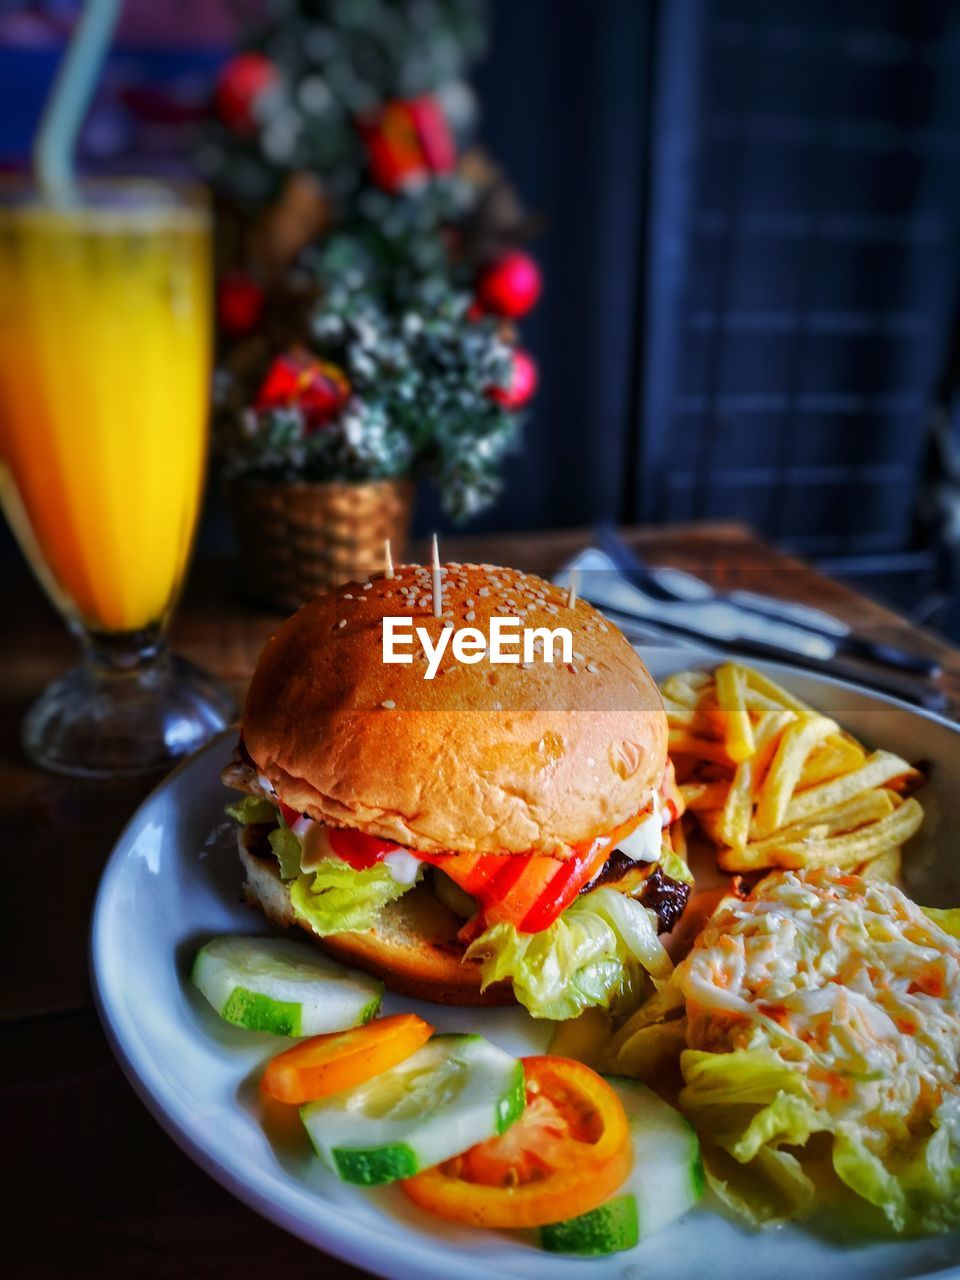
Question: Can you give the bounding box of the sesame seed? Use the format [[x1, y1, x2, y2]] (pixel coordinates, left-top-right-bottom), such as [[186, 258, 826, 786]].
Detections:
[[380, 700, 395, 710], [343, 593, 354, 599], [465, 598, 474, 607], [338, 619, 347, 628], [573, 651, 585, 661], [478, 587, 490, 597], [363, 583, 373, 590], [493, 701, 503, 710], [465, 610, 476, 621], [599, 623, 609, 633], [443, 619, 454, 629], [586, 662, 599, 674]]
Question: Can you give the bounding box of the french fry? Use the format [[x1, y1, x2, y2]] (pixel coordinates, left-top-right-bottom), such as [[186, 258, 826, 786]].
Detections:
[[668, 730, 735, 766], [782, 750, 918, 828], [742, 666, 816, 717], [715, 663, 755, 763], [680, 781, 731, 811], [720, 760, 754, 850], [697, 808, 727, 844], [695, 702, 729, 740], [798, 736, 865, 789], [659, 663, 925, 881], [751, 715, 838, 838], [726, 797, 924, 872], [662, 673, 710, 707], [742, 686, 788, 716], [719, 710, 792, 848], [718, 790, 895, 871], [662, 694, 697, 726], [858, 847, 902, 884]]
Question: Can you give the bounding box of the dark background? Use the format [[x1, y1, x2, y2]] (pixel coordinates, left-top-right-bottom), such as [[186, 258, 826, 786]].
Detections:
[[4, 0, 960, 628]]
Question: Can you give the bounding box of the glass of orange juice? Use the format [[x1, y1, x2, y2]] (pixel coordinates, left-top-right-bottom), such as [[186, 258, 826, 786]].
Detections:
[[0, 178, 234, 777]]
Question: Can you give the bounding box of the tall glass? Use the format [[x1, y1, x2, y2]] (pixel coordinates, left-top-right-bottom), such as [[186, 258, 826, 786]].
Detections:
[[0, 179, 234, 777]]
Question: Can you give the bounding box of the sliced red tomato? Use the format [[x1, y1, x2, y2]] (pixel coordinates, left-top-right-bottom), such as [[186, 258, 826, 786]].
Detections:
[[326, 825, 403, 870], [419, 850, 514, 895], [277, 800, 301, 827], [423, 810, 648, 936], [261, 1013, 433, 1104], [517, 840, 612, 933], [401, 1056, 631, 1228]]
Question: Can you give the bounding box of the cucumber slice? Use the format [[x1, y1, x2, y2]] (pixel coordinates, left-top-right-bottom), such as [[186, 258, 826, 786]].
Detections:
[[301, 1033, 524, 1186], [191, 936, 382, 1037], [540, 1196, 638, 1255], [539, 1077, 703, 1254]]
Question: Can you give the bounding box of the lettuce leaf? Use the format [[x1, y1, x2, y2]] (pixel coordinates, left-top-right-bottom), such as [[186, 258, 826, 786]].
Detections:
[[289, 857, 421, 936], [659, 848, 694, 887], [465, 887, 672, 1021], [267, 826, 302, 881], [677, 1047, 960, 1233], [226, 794, 277, 825], [923, 907, 960, 939]]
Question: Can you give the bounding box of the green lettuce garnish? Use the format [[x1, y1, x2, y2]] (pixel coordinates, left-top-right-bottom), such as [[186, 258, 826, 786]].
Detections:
[[268, 826, 302, 881], [226, 794, 277, 825], [465, 887, 672, 1021], [923, 907, 960, 939], [659, 848, 694, 886], [678, 1047, 960, 1234], [290, 857, 421, 936]]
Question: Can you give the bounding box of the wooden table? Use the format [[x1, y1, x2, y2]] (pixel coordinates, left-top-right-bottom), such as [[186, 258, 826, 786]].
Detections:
[[4, 523, 957, 1278]]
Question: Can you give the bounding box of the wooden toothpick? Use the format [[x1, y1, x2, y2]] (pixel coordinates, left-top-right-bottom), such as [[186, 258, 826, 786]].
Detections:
[[431, 533, 443, 618], [567, 570, 579, 609], [384, 538, 394, 579]]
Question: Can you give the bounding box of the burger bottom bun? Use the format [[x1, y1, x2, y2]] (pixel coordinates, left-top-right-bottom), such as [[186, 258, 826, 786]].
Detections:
[[238, 835, 514, 1008]]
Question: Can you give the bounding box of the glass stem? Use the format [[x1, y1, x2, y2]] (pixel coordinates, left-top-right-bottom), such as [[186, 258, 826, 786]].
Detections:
[[82, 625, 168, 675]]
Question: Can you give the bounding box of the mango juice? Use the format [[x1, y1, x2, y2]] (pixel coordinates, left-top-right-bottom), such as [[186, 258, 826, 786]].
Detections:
[[0, 192, 210, 634]]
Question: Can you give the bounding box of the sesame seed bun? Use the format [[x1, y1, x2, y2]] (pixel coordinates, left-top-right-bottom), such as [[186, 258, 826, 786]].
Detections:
[[242, 563, 667, 858]]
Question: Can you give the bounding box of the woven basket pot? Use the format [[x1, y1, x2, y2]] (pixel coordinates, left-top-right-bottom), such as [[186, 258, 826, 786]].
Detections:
[[224, 476, 414, 612]]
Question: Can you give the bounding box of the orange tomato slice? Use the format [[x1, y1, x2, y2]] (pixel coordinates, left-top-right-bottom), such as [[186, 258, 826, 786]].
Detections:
[[261, 1013, 433, 1105], [401, 1055, 632, 1228]]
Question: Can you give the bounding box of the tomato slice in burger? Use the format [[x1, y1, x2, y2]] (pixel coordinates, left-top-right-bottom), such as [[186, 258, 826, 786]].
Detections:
[[427, 810, 650, 937], [326, 826, 403, 870], [401, 1055, 632, 1228], [261, 1013, 433, 1104], [278, 800, 301, 827]]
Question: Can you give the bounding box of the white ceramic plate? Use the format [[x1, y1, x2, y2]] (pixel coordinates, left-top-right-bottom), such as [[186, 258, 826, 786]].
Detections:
[[91, 650, 960, 1280]]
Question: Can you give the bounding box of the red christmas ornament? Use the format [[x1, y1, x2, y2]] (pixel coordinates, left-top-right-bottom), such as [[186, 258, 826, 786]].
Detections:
[[217, 272, 265, 337], [255, 352, 351, 431], [357, 95, 456, 193], [488, 348, 538, 410], [475, 251, 542, 319], [214, 53, 278, 135]]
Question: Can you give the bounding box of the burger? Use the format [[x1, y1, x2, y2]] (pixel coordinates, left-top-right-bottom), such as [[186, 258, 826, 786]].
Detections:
[[223, 562, 690, 1020]]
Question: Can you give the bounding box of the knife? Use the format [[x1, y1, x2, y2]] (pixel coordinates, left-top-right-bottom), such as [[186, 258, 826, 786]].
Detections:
[[595, 524, 941, 678], [558, 550, 948, 714]]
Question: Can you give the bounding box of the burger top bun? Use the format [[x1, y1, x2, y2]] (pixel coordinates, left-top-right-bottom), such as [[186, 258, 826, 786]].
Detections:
[[243, 563, 667, 858]]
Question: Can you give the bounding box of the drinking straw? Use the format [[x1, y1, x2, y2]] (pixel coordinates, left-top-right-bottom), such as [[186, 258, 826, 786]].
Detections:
[[33, 0, 122, 204]]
